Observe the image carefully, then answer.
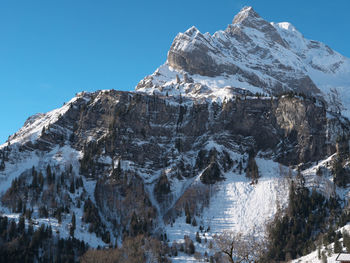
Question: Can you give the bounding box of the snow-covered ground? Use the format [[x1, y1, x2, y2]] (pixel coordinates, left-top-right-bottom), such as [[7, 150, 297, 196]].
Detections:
[[0, 143, 107, 248], [292, 224, 350, 263], [165, 158, 291, 262], [2, 206, 106, 248], [162, 150, 350, 262]]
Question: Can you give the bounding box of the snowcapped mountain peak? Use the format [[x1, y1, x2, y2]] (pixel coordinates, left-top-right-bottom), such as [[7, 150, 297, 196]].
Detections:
[[229, 6, 288, 48], [184, 26, 200, 36], [136, 6, 350, 118], [232, 6, 262, 25], [275, 22, 298, 32], [271, 21, 305, 49]]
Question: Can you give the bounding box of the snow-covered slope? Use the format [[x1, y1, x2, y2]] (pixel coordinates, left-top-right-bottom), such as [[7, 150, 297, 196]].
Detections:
[[165, 153, 349, 262], [3, 92, 91, 146], [292, 223, 350, 263], [0, 92, 108, 248], [136, 6, 350, 117], [0, 143, 107, 248], [165, 158, 290, 240]]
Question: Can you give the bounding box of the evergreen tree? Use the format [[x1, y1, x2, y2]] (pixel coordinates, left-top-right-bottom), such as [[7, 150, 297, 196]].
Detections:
[[186, 213, 191, 224], [72, 212, 76, 229], [69, 180, 75, 193], [0, 158, 5, 171], [188, 239, 195, 254], [57, 208, 62, 224], [185, 203, 191, 224], [343, 230, 350, 252], [196, 231, 201, 243], [334, 238, 342, 253], [31, 170, 38, 188], [238, 160, 243, 174], [112, 159, 122, 180], [70, 213, 76, 237], [38, 171, 44, 190], [18, 216, 25, 234], [16, 199, 23, 213], [46, 164, 52, 185], [154, 171, 171, 202], [332, 154, 348, 187], [0, 215, 87, 262], [191, 217, 197, 227]]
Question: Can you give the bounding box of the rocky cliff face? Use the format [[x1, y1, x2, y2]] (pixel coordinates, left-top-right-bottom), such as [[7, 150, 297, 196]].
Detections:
[[15, 90, 331, 168], [68, 92, 332, 166]]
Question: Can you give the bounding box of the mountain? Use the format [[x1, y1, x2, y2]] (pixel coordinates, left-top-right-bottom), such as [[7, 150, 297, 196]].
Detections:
[[1, 6, 350, 263], [137, 6, 350, 116]]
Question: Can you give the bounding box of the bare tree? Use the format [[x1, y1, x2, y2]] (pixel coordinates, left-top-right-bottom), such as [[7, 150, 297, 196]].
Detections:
[[213, 231, 266, 263]]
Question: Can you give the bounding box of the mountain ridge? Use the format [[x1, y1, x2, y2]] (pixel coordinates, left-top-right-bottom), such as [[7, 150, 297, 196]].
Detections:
[[137, 6, 350, 117]]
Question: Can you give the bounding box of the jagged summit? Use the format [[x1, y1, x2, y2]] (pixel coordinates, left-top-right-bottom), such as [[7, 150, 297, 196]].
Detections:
[[232, 6, 262, 25], [136, 6, 350, 117], [184, 26, 200, 35]]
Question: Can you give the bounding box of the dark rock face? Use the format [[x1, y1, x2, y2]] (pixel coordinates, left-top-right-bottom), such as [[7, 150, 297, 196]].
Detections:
[[16, 90, 332, 170], [64, 91, 328, 167], [274, 97, 327, 163]]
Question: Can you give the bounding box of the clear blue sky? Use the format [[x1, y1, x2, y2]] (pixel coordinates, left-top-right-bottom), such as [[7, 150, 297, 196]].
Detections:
[[1, 0, 349, 144]]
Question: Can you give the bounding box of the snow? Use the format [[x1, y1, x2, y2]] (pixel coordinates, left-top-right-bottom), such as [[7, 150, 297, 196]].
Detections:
[[0, 143, 107, 248], [201, 158, 288, 237], [0, 150, 40, 196], [137, 63, 266, 103], [276, 22, 298, 32], [337, 253, 350, 261], [1, 92, 89, 147], [1, 209, 106, 248], [136, 6, 350, 119], [164, 157, 291, 262], [163, 150, 350, 262], [292, 224, 350, 263]]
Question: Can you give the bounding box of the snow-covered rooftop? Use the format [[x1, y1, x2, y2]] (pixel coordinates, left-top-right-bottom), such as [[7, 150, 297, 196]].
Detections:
[[336, 253, 350, 261]]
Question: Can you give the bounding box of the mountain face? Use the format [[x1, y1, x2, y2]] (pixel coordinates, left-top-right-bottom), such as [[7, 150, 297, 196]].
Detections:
[[137, 6, 350, 116], [1, 6, 350, 263]]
